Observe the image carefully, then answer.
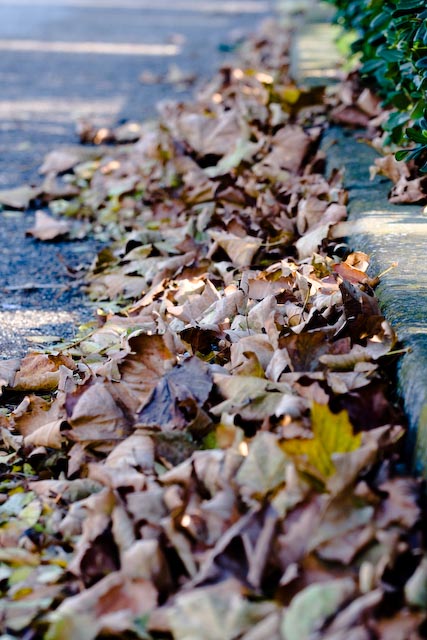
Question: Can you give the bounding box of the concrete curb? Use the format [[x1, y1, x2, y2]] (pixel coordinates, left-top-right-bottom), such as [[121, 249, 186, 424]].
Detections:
[[289, 1, 427, 472], [323, 127, 427, 472]]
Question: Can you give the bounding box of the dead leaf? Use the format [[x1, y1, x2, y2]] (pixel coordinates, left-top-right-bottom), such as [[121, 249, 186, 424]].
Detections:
[[390, 175, 427, 203], [113, 333, 177, 414], [167, 579, 278, 640], [67, 383, 130, 443], [13, 354, 75, 392], [0, 358, 21, 395], [281, 578, 356, 640], [39, 149, 82, 175], [210, 230, 262, 268], [137, 357, 213, 432], [370, 154, 410, 184], [24, 420, 65, 449], [236, 432, 288, 496], [281, 402, 361, 478], [47, 573, 157, 640], [0, 185, 40, 209], [26, 210, 71, 241]]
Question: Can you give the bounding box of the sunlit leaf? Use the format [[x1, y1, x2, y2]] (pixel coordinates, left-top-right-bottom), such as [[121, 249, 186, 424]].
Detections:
[[281, 402, 361, 477]]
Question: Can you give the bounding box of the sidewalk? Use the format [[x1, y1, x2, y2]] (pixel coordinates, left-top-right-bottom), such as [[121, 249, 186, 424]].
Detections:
[[291, 1, 427, 471]]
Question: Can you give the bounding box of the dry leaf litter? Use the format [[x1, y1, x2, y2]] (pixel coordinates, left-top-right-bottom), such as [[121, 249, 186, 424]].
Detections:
[[0, 19, 426, 640]]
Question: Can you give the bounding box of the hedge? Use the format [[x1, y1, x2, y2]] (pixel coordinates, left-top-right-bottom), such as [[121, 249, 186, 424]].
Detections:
[[324, 0, 427, 170]]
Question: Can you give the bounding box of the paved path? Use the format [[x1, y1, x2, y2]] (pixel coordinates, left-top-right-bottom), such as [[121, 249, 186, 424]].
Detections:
[[0, 0, 272, 358]]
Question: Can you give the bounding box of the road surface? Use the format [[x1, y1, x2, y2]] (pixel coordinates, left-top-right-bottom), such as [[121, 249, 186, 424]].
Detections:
[[0, 0, 272, 357]]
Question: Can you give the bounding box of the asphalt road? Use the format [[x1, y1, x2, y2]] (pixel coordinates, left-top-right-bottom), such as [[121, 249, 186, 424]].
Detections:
[[0, 0, 272, 358]]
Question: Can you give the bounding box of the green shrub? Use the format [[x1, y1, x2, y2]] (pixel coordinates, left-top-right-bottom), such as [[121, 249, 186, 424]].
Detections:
[[324, 0, 427, 170]]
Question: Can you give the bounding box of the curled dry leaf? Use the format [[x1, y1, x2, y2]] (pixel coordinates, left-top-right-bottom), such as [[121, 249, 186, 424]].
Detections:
[[210, 230, 263, 268], [112, 333, 177, 414], [0, 358, 21, 395], [47, 572, 157, 640], [167, 579, 279, 640], [66, 383, 130, 443], [390, 175, 427, 204], [137, 356, 213, 432], [370, 154, 410, 184], [12, 353, 75, 392], [23, 420, 65, 449]]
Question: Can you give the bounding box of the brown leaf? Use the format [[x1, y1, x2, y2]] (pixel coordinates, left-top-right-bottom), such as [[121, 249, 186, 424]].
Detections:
[[67, 383, 130, 443], [333, 262, 370, 285], [210, 231, 262, 268], [254, 125, 312, 175], [280, 331, 339, 372], [48, 573, 157, 639], [24, 419, 65, 449], [331, 105, 371, 127], [356, 88, 381, 117], [370, 154, 410, 184], [104, 432, 155, 471], [26, 210, 71, 241], [13, 353, 75, 392], [229, 334, 274, 376], [113, 333, 177, 414], [323, 590, 383, 637], [376, 478, 421, 529], [137, 357, 213, 432], [39, 149, 82, 175], [0, 358, 21, 395], [12, 395, 64, 438], [373, 610, 425, 640], [171, 108, 245, 157], [0, 185, 40, 209]]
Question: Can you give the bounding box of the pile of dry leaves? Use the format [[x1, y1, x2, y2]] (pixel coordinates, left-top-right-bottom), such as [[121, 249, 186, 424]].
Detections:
[[0, 18, 426, 640]]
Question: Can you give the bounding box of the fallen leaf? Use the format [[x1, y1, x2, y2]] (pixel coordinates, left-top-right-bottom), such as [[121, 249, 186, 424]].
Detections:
[[281, 578, 356, 640], [390, 175, 427, 203], [281, 402, 362, 478], [26, 210, 71, 241], [67, 383, 130, 443], [39, 149, 82, 175], [236, 431, 288, 496], [13, 353, 75, 392], [210, 230, 263, 268], [24, 420, 65, 449], [168, 579, 278, 640], [0, 358, 21, 395], [137, 357, 213, 432], [0, 185, 40, 209], [113, 333, 177, 414], [47, 572, 157, 640], [405, 556, 427, 608]]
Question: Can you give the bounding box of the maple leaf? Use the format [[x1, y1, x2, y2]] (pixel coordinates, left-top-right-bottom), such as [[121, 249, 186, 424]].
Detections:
[[281, 402, 361, 478]]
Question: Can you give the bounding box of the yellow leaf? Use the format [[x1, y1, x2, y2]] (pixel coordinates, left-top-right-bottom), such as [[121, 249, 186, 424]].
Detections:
[[281, 403, 361, 478], [281, 85, 301, 104]]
